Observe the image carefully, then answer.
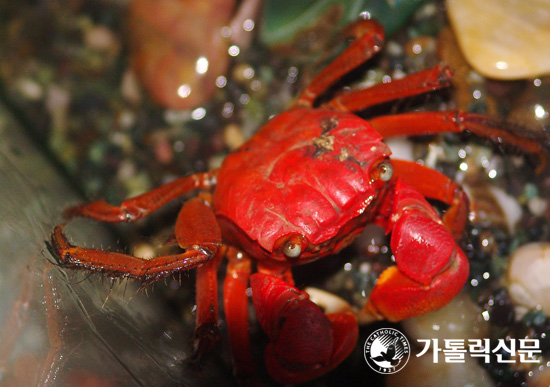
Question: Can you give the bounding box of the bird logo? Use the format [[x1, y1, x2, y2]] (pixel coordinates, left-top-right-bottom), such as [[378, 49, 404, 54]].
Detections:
[[364, 328, 410, 374]]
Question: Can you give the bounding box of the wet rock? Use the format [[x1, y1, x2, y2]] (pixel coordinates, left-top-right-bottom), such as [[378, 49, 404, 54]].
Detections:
[[386, 350, 495, 387], [507, 243, 550, 316], [447, 0, 550, 79], [403, 292, 490, 342]]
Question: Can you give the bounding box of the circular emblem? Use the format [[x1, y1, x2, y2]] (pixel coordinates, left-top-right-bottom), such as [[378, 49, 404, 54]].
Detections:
[[364, 328, 410, 374]]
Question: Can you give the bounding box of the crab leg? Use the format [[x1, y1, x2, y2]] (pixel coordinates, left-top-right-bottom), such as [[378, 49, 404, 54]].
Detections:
[[293, 19, 384, 108], [364, 178, 469, 322], [174, 194, 227, 360], [370, 111, 547, 172], [390, 159, 469, 239], [63, 171, 217, 222], [50, 197, 222, 285], [249, 273, 358, 384], [193, 246, 224, 360], [324, 64, 452, 112], [223, 248, 255, 380]]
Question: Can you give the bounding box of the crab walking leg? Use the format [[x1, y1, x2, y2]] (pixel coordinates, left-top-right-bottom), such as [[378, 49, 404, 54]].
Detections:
[[193, 248, 224, 360], [50, 224, 214, 283], [324, 65, 452, 112], [223, 248, 255, 380], [293, 19, 384, 108], [364, 178, 469, 322], [63, 171, 218, 222], [390, 159, 469, 240], [172, 195, 226, 360], [370, 111, 547, 172], [50, 198, 221, 284], [249, 273, 358, 384], [174, 196, 222, 249]]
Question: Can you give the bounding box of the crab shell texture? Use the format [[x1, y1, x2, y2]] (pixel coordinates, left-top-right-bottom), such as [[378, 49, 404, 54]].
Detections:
[[213, 108, 392, 263]]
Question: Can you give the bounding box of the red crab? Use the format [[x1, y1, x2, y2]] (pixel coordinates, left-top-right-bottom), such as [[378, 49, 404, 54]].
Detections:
[[50, 20, 545, 384]]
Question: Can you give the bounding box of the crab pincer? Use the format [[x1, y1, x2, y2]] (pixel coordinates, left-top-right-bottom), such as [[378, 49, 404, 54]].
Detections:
[[250, 273, 358, 384]]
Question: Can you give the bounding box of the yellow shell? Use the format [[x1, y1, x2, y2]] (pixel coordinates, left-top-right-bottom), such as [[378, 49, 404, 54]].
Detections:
[[447, 0, 550, 79]]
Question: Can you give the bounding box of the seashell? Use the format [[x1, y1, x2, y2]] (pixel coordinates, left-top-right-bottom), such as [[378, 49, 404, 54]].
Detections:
[[463, 184, 522, 234], [507, 242, 550, 316], [446, 0, 550, 79], [129, 0, 235, 109]]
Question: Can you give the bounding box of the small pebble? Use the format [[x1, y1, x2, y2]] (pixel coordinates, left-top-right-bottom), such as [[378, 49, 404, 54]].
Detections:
[[153, 134, 175, 165], [223, 124, 246, 150], [120, 70, 142, 105], [528, 197, 548, 217], [507, 243, 550, 316], [117, 159, 137, 181], [133, 242, 155, 259], [16, 78, 43, 101], [84, 25, 118, 53], [124, 172, 152, 198], [304, 287, 353, 314]]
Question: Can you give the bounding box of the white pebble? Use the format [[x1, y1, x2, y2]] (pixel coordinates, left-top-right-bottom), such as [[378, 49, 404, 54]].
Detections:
[[385, 138, 414, 162], [403, 292, 490, 342], [528, 196, 548, 217], [85, 25, 118, 52], [304, 287, 353, 315], [17, 78, 43, 101], [488, 185, 522, 234], [120, 70, 142, 105], [507, 243, 550, 316]]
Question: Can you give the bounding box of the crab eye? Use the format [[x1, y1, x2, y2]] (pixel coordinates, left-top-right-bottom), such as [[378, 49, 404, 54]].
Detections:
[[278, 234, 308, 259], [283, 240, 302, 258], [378, 161, 393, 182]]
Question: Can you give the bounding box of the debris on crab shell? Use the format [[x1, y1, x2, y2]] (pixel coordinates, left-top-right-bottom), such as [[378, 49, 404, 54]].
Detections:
[[507, 243, 550, 317]]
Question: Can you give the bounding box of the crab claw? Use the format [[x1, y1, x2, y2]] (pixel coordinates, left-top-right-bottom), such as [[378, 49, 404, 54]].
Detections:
[[366, 247, 469, 322], [365, 178, 470, 322], [250, 273, 358, 384]]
